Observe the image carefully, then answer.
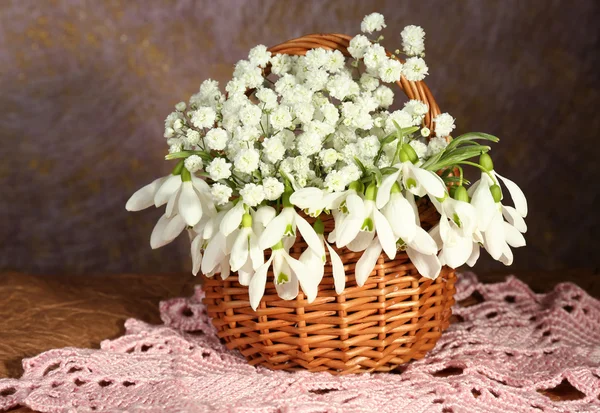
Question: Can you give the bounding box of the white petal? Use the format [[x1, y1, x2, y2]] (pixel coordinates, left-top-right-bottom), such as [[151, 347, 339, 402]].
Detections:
[[290, 187, 325, 209], [283, 235, 295, 251], [191, 235, 203, 275], [150, 214, 171, 249], [411, 165, 446, 198], [373, 208, 397, 260], [376, 171, 400, 209], [496, 173, 528, 217], [220, 201, 245, 236], [296, 251, 322, 303], [201, 232, 226, 274], [230, 229, 250, 272], [163, 214, 186, 244], [274, 254, 299, 300], [407, 247, 442, 279], [383, 193, 417, 243], [249, 257, 272, 310], [466, 242, 480, 267], [483, 212, 506, 260], [439, 211, 451, 242], [154, 175, 182, 207], [190, 174, 211, 193], [165, 189, 180, 218], [295, 212, 326, 257], [471, 175, 496, 231], [405, 192, 420, 225], [253, 206, 277, 228], [409, 227, 438, 255], [336, 216, 363, 248], [259, 209, 289, 250], [355, 238, 382, 287], [326, 242, 346, 294], [347, 230, 375, 252], [126, 177, 166, 211], [503, 222, 526, 248], [502, 205, 527, 233], [249, 232, 264, 270], [442, 234, 473, 269], [220, 258, 231, 280], [499, 243, 514, 266], [237, 258, 254, 286], [179, 181, 203, 226], [346, 192, 366, 216]]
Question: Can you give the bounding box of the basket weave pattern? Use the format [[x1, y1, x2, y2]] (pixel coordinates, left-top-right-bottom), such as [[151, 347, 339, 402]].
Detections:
[[203, 34, 457, 374]]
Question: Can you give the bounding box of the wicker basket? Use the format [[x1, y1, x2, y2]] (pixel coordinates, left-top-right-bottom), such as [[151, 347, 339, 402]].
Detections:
[[203, 33, 457, 375]]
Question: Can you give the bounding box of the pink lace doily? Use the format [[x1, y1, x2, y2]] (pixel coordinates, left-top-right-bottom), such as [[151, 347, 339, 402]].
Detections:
[[1, 273, 599, 413]]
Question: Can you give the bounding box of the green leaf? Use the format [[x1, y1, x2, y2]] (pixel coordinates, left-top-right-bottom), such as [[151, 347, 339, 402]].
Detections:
[[445, 132, 499, 152], [354, 157, 367, 176]]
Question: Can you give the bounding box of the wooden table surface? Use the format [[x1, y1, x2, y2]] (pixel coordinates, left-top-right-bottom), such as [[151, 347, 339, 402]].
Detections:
[[1, 269, 598, 412]]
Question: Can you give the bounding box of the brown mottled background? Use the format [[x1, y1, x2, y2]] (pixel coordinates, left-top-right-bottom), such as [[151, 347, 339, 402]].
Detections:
[[1, 0, 599, 277]]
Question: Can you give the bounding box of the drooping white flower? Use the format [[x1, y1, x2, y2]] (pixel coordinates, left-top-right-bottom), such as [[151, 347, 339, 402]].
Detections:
[[126, 176, 167, 212], [402, 57, 429, 82], [377, 160, 447, 204], [401, 25, 425, 56], [361, 12, 386, 34]]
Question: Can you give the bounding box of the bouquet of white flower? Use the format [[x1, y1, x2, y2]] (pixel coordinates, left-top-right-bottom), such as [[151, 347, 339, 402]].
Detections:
[[127, 13, 527, 313]]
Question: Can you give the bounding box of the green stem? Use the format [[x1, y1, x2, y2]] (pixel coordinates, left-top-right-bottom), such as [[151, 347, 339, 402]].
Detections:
[[460, 161, 497, 184]]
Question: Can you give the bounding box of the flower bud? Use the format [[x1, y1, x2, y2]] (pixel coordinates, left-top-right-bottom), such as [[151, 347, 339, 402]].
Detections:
[[313, 218, 324, 235], [479, 153, 494, 172], [403, 144, 419, 163], [349, 180, 364, 193], [453, 185, 470, 203], [241, 213, 253, 228], [490, 184, 502, 203], [365, 182, 378, 201], [172, 159, 185, 175], [391, 182, 402, 194]]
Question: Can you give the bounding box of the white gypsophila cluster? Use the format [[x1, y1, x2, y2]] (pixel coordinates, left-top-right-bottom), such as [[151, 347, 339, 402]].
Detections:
[[127, 12, 528, 310]]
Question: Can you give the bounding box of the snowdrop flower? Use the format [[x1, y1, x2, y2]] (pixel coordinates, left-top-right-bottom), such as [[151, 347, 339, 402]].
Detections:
[[259, 196, 325, 259], [402, 57, 429, 82], [361, 12, 386, 34], [401, 25, 425, 56], [249, 241, 311, 310], [433, 113, 456, 138], [126, 176, 168, 212], [150, 212, 187, 250]]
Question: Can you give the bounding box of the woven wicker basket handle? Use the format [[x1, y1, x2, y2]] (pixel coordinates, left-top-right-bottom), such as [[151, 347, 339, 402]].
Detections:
[[268, 33, 442, 130]]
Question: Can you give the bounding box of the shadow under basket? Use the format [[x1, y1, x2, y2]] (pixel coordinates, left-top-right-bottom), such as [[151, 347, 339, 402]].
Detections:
[[203, 32, 458, 374]]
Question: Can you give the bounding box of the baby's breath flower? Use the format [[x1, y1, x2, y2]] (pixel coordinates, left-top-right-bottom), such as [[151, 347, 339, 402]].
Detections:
[[325, 50, 345, 73], [234, 148, 260, 174], [427, 136, 449, 156], [262, 136, 286, 163], [327, 72, 356, 101], [304, 68, 329, 92], [259, 161, 275, 177], [358, 135, 380, 159], [421, 127, 431, 137], [255, 88, 278, 111], [401, 25, 425, 57], [191, 107, 216, 129], [402, 57, 429, 82], [319, 102, 340, 126], [378, 58, 403, 83], [385, 109, 416, 133], [205, 128, 229, 151], [361, 12, 386, 34], [297, 132, 322, 157], [240, 183, 265, 207], [270, 105, 293, 131], [184, 155, 204, 173], [341, 163, 361, 182], [433, 113, 456, 137], [225, 78, 246, 96], [233, 60, 263, 89], [319, 148, 341, 169], [169, 142, 183, 154], [373, 85, 394, 108], [359, 73, 380, 92], [292, 103, 315, 124], [239, 104, 262, 127], [211, 183, 232, 205], [263, 177, 285, 200], [347, 34, 371, 59], [292, 156, 311, 178], [270, 54, 292, 75], [206, 158, 232, 181], [324, 170, 346, 192], [305, 48, 329, 70], [248, 45, 271, 68], [363, 44, 387, 73], [175, 101, 186, 111]]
